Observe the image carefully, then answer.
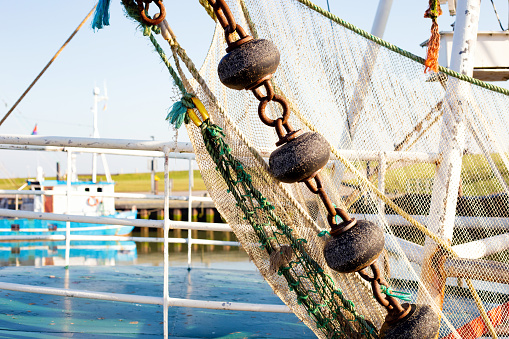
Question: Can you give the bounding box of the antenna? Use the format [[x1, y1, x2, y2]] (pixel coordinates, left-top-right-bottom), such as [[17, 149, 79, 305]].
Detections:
[[91, 83, 111, 183]]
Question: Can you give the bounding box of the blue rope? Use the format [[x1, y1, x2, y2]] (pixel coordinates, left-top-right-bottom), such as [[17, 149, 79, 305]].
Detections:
[[92, 0, 112, 30]]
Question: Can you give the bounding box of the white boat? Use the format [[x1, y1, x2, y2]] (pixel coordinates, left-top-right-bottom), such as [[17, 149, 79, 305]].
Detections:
[[0, 178, 136, 236]]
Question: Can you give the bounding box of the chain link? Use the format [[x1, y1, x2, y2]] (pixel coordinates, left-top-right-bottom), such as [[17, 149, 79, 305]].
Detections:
[[135, 0, 166, 25], [207, 0, 252, 51], [359, 263, 411, 322]]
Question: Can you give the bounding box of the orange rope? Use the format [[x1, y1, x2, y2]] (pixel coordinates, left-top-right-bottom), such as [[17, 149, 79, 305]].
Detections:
[[424, 0, 442, 73]]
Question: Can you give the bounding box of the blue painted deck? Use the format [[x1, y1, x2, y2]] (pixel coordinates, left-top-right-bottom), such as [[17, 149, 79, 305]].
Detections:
[[0, 265, 314, 338]]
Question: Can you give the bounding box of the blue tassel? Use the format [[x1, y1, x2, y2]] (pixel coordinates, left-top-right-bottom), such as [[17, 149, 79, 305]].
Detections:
[[92, 0, 112, 30], [166, 101, 188, 129]]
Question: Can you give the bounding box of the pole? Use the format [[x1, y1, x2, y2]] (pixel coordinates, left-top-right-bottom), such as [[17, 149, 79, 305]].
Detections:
[[65, 150, 72, 268], [0, 5, 97, 127], [151, 136, 156, 194], [163, 146, 170, 339], [187, 159, 193, 270], [418, 0, 481, 313], [371, 0, 394, 38], [343, 0, 394, 141], [91, 87, 110, 183], [92, 88, 99, 183]]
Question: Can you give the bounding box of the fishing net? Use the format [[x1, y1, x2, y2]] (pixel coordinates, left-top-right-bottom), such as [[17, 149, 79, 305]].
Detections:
[[133, 0, 509, 337]]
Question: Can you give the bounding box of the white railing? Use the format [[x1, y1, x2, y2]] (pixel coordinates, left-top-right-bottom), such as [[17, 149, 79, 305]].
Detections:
[[0, 135, 291, 339]]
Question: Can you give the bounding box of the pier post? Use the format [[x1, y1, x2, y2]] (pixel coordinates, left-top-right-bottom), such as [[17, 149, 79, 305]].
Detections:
[[192, 208, 198, 251], [140, 209, 149, 253], [157, 209, 164, 252], [172, 209, 182, 252], [206, 208, 215, 251]]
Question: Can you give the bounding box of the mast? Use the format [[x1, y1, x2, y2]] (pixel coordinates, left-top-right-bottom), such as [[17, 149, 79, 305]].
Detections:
[[371, 0, 394, 38], [418, 0, 481, 311], [92, 87, 100, 183], [91, 86, 112, 183]]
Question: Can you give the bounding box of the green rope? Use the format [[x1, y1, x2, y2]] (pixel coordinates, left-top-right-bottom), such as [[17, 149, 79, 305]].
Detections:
[[291, 0, 509, 97], [200, 120, 378, 338], [318, 230, 330, 237], [427, 0, 442, 19], [380, 285, 412, 302]]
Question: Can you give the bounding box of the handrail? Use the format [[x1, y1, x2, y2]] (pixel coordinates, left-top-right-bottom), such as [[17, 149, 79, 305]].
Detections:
[[0, 144, 195, 159], [0, 135, 442, 162], [0, 135, 194, 152], [0, 282, 291, 313], [0, 190, 213, 202], [0, 134, 282, 338], [0, 209, 231, 231]]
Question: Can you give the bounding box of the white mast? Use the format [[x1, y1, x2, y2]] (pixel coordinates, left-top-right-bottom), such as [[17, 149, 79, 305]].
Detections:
[[371, 0, 394, 38], [91, 86, 112, 183]]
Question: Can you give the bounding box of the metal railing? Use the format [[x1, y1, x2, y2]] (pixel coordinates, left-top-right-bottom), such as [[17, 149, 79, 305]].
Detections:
[[0, 135, 291, 338]]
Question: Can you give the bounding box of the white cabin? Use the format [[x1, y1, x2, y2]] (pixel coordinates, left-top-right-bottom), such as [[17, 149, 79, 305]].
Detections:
[[28, 180, 116, 217]]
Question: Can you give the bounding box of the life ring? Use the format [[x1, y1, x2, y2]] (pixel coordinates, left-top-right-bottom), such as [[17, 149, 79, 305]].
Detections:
[[87, 196, 100, 206]]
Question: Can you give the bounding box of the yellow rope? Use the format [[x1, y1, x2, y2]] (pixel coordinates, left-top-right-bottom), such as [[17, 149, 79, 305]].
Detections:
[[466, 279, 499, 339], [198, 0, 216, 21]]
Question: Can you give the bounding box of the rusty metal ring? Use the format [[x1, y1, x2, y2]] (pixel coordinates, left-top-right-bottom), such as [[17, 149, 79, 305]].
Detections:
[[386, 295, 408, 314], [283, 121, 294, 133], [257, 95, 290, 127], [138, 0, 166, 26], [215, 9, 229, 29], [216, 0, 237, 31], [274, 118, 286, 140], [224, 24, 249, 46], [358, 262, 381, 281], [275, 129, 302, 147], [252, 80, 274, 101], [225, 36, 253, 53]]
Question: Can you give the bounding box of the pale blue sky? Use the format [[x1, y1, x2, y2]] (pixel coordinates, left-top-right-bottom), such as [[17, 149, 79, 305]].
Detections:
[[0, 0, 507, 180]]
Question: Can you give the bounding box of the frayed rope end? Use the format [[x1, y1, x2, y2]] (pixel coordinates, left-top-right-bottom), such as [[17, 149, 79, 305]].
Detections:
[[92, 0, 112, 30], [166, 95, 196, 129], [424, 0, 442, 73]]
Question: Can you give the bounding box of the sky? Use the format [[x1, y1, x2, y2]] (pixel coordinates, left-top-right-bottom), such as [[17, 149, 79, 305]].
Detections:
[[0, 0, 507, 181]]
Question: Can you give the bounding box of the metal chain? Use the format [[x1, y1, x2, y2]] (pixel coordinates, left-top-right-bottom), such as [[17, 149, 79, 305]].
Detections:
[[207, 0, 253, 51], [207, 0, 410, 326], [359, 263, 411, 322], [135, 0, 166, 25]]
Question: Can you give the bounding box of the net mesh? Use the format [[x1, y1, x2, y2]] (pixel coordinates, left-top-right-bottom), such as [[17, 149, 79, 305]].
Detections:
[[171, 0, 509, 337]]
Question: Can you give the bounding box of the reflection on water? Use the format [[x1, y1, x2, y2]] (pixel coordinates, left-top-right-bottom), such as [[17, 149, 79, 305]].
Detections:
[[135, 243, 254, 271], [0, 240, 137, 267], [132, 230, 255, 270], [0, 230, 253, 270]]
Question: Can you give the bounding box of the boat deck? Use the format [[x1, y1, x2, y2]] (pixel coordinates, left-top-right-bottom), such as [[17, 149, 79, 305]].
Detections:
[[0, 265, 313, 338]]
